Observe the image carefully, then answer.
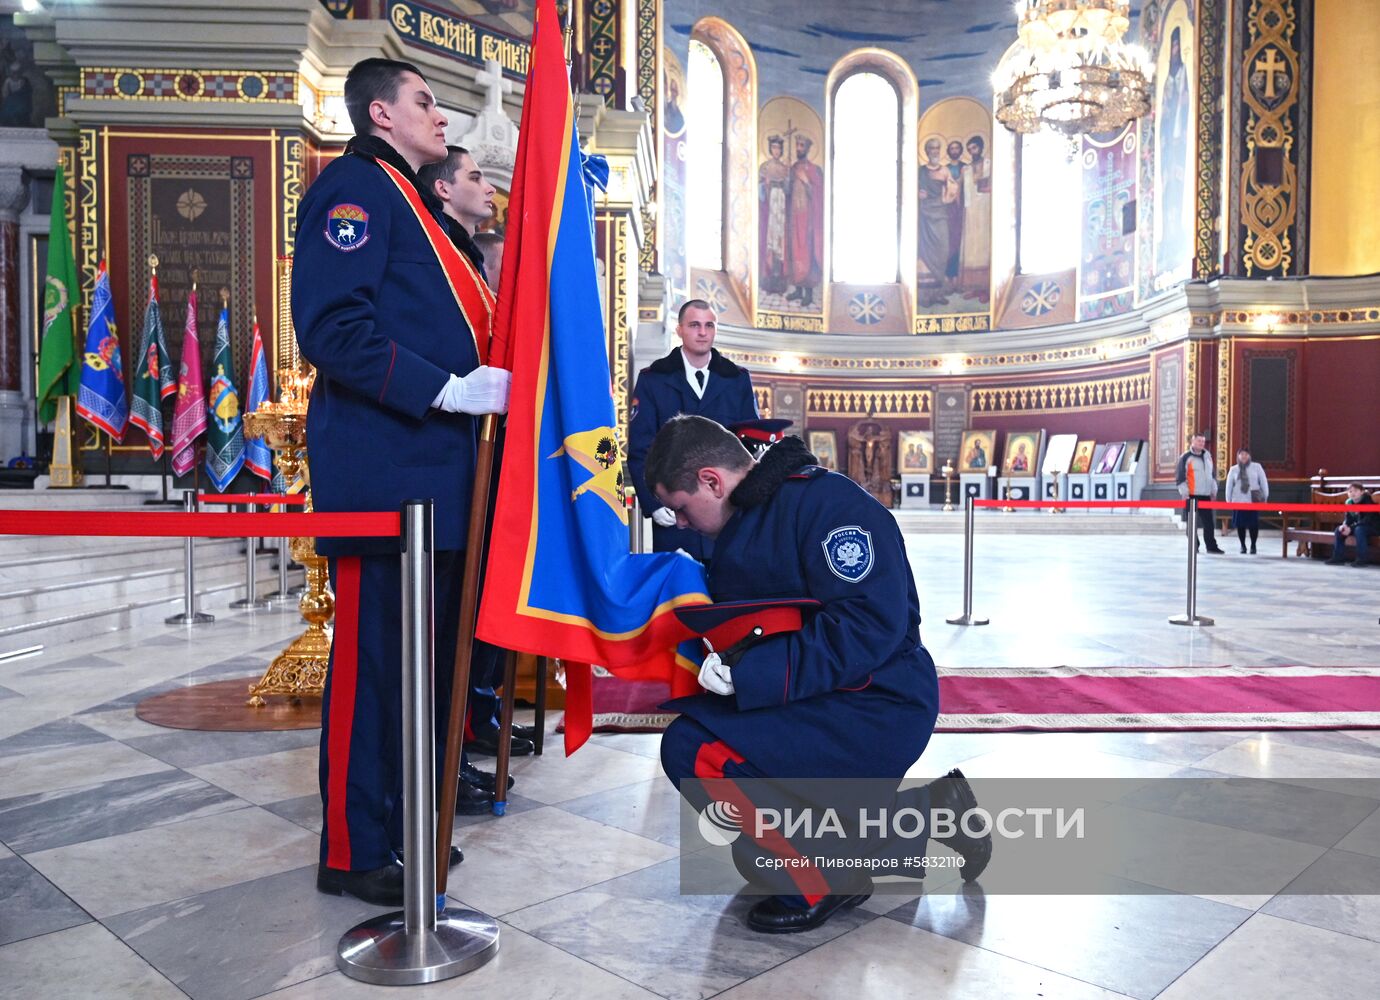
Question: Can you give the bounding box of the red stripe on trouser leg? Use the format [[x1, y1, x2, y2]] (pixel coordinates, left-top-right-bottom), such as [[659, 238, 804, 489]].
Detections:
[[694, 740, 831, 906], [325, 556, 362, 870]]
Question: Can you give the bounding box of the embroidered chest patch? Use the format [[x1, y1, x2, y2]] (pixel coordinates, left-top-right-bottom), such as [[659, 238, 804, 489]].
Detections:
[[326, 203, 370, 251], [822, 525, 874, 582]]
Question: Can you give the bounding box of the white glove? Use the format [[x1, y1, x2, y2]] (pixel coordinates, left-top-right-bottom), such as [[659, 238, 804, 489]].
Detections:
[[698, 651, 734, 696], [651, 506, 677, 528], [432, 366, 511, 415]]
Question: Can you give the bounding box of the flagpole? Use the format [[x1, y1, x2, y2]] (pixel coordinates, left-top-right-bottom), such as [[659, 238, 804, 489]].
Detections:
[[435, 411, 500, 891]]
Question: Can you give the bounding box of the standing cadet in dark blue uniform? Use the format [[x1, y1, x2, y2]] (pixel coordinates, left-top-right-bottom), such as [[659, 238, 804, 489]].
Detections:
[[645, 415, 991, 933], [627, 299, 758, 562], [293, 57, 510, 906]]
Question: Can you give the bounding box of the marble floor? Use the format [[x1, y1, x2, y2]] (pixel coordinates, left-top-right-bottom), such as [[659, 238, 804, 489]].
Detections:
[[1, 530, 1378, 998]]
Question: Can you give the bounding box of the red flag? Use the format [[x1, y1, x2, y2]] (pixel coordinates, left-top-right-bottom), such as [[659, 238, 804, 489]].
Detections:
[[169, 289, 207, 476]]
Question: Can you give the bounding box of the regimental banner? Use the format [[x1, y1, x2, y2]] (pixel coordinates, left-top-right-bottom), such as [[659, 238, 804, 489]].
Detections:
[[387, 0, 531, 78]]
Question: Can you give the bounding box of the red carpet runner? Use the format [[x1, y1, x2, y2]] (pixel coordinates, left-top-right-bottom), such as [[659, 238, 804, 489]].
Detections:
[[935, 666, 1380, 732]]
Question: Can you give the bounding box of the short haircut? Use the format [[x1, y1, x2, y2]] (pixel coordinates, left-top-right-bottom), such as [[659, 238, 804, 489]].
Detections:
[[1349, 481, 1366, 492], [416, 145, 471, 197], [645, 415, 752, 497], [677, 298, 714, 324], [1236, 448, 1251, 456], [1191, 431, 1207, 441], [344, 57, 426, 136]]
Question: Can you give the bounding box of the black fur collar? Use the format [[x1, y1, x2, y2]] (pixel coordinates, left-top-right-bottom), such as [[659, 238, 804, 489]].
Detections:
[[729, 437, 818, 509], [646, 347, 744, 378]]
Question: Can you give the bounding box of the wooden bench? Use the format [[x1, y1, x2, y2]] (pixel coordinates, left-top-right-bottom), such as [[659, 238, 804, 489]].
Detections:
[[1281, 473, 1380, 559]]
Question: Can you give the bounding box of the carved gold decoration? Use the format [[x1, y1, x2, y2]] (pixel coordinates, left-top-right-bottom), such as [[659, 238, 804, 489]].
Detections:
[[77, 128, 99, 307], [586, 0, 619, 101], [636, 0, 660, 272], [1215, 338, 1232, 473], [280, 136, 304, 258], [1184, 338, 1199, 445], [243, 383, 331, 707], [1240, 0, 1301, 275], [1194, 0, 1226, 277], [970, 373, 1150, 414], [753, 386, 772, 416], [721, 334, 1155, 373], [806, 389, 932, 418]]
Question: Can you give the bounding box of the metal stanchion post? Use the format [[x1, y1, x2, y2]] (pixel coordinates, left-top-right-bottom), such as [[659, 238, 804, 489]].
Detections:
[[265, 537, 293, 608], [1169, 498, 1214, 626], [166, 491, 214, 626], [230, 504, 269, 610], [337, 500, 499, 985], [947, 496, 990, 626]]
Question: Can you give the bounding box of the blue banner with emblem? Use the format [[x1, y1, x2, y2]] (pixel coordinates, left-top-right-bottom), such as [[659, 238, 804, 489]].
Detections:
[[74, 260, 129, 441], [204, 306, 245, 492]]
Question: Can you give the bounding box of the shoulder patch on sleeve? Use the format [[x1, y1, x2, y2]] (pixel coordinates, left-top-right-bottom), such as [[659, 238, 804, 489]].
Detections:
[[325, 203, 371, 251], [821, 525, 874, 582]]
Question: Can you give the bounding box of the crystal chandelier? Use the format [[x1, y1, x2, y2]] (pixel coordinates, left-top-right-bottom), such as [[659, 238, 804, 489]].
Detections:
[[994, 0, 1153, 137]]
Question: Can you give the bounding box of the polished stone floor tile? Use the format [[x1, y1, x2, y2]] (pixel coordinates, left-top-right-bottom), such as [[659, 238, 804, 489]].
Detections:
[[0, 921, 185, 998], [1196, 737, 1380, 783], [717, 914, 1135, 999], [127, 726, 321, 769], [503, 739, 664, 805], [506, 857, 875, 1000], [26, 806, 316, 919], [589, 731, 665, 760], [1156, 913, 1380, 999], [446, 804, 678, 915], [0, 768, 246, 854], [263, 794, 322, 834], [75, 706, 180, 741], [186, 746, 321, 805], [1115, 774, 1380, 849], [0, 740, 171, 801], [0, 718, 109, 759], [104, 865, 383, 1000], [1338, 804, 1380, 859], [556, 777, 683, 847], [1261, 849, 1380, 943], [264, 921, 661, 999], [0, 856, 90, 947], [888, 881, 1249, 999]]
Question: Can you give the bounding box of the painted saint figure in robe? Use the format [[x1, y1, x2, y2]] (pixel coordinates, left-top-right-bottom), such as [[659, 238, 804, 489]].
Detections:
[[786, 135, 824, 308], [919, 137, 957, 304], [759, 134, 789, 296], [1156, 26, 1192, 277], [960, 135, 991, 300]]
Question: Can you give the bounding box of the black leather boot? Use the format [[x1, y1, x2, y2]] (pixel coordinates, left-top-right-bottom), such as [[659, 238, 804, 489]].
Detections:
[[316, 861, 405, 906], [745, 888, 872, 934], [925, 768, 993, 882]]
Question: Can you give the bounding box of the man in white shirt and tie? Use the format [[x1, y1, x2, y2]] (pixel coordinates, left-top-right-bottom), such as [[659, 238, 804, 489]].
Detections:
[[627, 299, 760, 561]]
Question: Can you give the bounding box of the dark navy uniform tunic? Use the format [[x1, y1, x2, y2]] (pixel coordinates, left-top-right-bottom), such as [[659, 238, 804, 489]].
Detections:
[[293, 137, 482, 872], [664, 463, 939, 781], [626, 347, 758, 560]]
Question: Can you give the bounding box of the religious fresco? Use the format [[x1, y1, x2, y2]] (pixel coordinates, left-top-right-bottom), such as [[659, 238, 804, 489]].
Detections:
[[661, 44, 689, 309], [756, 96, 824, 322], [1078, 124, 1138, 321], [916, 97, 992, 318], [0, 16, 58, 128], [1152, 0, 1195, 289]]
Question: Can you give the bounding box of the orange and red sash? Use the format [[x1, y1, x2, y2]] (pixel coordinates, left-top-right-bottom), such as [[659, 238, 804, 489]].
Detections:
[[375, 158, 496, 366]]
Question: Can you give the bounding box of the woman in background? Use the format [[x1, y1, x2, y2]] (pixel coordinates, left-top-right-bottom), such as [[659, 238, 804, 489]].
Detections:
[[1225, 447, 1269, 553]]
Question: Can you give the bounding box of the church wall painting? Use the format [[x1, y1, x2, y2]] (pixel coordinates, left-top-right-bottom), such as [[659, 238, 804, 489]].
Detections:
[[916, 97, 992, 332], [0, 16, 57, 128], [1151, 0, 1195, 291], [755, 95, 825, 331], [661, 44, 689, 309], [1078, 123, 1139, 321]]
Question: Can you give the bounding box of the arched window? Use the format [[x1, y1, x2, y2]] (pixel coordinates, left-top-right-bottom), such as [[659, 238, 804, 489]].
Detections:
[[1018, 131, 1081, 273], [686, 39, 725, 271], [831, 72, 901, 283]]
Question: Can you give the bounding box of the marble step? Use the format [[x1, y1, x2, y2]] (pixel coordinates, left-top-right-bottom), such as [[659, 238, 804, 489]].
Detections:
[[0, 545, 277, 626], [0, 562, 305, 653], [0, 538, 257, 586], [0, 488, 162, 510]]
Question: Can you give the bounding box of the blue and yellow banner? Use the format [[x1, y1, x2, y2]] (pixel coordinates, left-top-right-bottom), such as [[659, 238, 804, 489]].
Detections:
[[74, 260, 128, 441], [475, 0, 707, 753]]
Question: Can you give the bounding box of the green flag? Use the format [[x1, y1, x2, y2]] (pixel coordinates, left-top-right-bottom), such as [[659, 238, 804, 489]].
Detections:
[[36, 165, 80, 424]]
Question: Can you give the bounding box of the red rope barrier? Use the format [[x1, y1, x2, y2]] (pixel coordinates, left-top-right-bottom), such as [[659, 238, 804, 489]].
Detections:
[[1200, 501, 1380, 513], [971, 498, 1186, 510], [0, 509, 399, 539], [196, 493, 307, 506]]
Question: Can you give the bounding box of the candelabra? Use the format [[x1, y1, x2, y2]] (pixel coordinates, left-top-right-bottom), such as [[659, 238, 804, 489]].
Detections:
[[941, 460, 956, 512]]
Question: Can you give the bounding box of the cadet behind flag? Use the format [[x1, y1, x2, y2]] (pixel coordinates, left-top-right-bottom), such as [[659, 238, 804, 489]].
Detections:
[[204, 299, 245, 491], [170, 288, 208, 477], [475, 0, 708, 754], [36, 164, 80, 424], [242, 317, 272, 482], [74, 260, 128, 440], [129, 271, 176, 459]]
